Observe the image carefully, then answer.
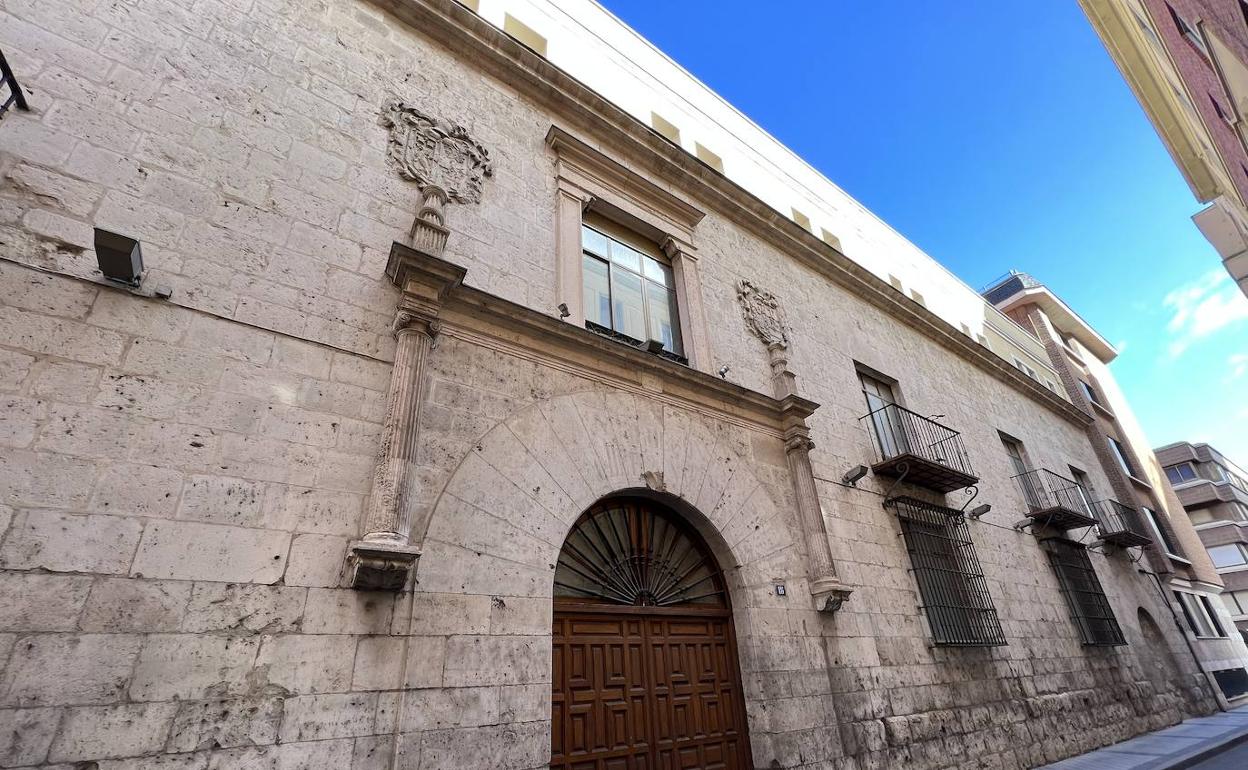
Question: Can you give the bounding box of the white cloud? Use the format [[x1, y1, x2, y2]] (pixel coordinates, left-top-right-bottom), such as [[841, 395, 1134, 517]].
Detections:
[[1162, 270, 1248, 358], [1230, 353, 1248, 382]]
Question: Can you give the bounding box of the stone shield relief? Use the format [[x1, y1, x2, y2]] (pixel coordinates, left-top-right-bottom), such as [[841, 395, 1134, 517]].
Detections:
[[737, 279, 789, 347], [380, 99, 493, 203]]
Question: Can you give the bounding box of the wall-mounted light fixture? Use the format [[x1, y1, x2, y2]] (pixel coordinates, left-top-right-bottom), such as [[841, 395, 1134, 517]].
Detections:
[[841, 464, 869, 486], [717, 364, 730, 379], [557, 302, 570, 318], [968, 504, 992, 520], [94, 228, 143, 287]]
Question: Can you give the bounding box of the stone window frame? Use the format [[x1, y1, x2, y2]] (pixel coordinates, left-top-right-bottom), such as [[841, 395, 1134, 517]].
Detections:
[[546, 126, 712, 372]]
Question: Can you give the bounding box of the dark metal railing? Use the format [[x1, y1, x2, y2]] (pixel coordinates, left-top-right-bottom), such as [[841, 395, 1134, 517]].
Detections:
[[0, 49, 29, 119], [859, 403, 975, 476], [1011, 468, 1093, 516], [889, 497, 1006, 647], [1092, 499, 1152, 543]]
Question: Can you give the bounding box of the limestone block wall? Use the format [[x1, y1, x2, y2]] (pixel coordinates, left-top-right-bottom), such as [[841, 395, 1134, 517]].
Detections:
[[0, 0, 1222, 768]]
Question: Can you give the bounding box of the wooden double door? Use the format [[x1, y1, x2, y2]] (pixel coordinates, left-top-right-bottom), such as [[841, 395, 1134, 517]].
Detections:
[[551, 606, 749, 770]]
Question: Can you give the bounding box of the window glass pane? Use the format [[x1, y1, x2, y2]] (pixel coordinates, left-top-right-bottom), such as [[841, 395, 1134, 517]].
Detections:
[[609, 265, 646, 340], [1201, 595, 1227, 636], [1179, 592, 1218, 637], [1178, 463, 1197, 481], [644, 283, 682, 354], [582, 255, 611, 328], [1208, 544, 1248, 569], [642, 256, 672, 286], [582, 226, 611, 259], [608, 240, 642, 272]]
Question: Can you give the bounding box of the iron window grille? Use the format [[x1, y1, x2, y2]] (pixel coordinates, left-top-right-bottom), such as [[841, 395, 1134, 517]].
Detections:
[[1040, 538, 1126, 646], [888, 496, 1006, 647], [858, 403, 978, 493], [0, 49, 29, 119]]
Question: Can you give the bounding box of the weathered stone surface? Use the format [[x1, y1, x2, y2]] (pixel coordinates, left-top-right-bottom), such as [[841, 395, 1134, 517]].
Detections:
[[182, 583, 307, 635], [0, 573, 91, 632], [253, 634, 355, 694], [0, 706, 59, 766], [128, 635, 261, 702], [278, 693, 378, 742], [167, 697, 283, 753], [1, 510, 143, 574], [49, 702, 179, 762], [130, 521, 289, 583], [79, 578, 191, 632], [1, 634, 141, 707]]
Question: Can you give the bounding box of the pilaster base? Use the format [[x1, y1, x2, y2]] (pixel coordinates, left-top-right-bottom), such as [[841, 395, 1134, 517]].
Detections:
[[811, 577, 853, 614], [346, 539, 420, 592]]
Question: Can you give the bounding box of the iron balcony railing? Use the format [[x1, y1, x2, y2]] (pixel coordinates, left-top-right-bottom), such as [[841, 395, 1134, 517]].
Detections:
[[0, 49, 29, 119], [859, 403, 977, 492], [1011, 468, 1097, 530], [1091, 498, 1153, 548]]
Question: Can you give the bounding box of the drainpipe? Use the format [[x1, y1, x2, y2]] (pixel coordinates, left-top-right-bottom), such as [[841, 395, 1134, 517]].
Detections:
[[1139, 567, 1227, 713]]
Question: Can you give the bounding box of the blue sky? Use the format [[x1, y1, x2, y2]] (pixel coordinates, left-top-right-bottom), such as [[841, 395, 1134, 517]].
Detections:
[[601, 0, 1248, 464]]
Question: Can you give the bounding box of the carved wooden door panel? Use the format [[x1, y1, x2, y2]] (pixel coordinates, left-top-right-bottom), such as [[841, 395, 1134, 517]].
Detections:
[[552, 609, 747, 770], [552, 498, 750, 770]]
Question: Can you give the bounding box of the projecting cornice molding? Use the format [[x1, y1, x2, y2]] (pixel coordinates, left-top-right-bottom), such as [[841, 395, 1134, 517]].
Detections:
[[385, 240, 816, 435], [369, 0, 1092, 428]]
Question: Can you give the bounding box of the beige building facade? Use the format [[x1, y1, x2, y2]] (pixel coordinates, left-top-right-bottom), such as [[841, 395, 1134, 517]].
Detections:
[[987, 272, 1248, 702], [0, 0, 1230, 768]]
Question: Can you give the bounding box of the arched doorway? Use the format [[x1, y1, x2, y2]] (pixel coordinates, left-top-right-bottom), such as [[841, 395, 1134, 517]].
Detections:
[[551, 496, 751, 769]]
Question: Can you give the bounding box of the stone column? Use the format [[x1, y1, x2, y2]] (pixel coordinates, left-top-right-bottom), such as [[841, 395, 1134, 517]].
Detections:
[[347, 307, 437, 590], [772, 349, 852, 613], [664, 238, 712, 372], [555, 186, 591, 326], [737, 281, 850, 612]]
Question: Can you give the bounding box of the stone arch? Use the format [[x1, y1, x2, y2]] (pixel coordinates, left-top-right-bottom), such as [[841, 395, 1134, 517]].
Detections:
[[416, 388, 801, 603]]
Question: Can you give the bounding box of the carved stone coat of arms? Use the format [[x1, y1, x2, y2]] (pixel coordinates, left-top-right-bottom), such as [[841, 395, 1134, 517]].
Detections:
[[380, 99, 493, 204], [737, 279, 789, 347]]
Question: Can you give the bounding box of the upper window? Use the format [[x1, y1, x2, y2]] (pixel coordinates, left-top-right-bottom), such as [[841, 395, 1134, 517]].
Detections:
[[1233, 502, 1248, 522], [1166, 463, 1199, 485], [1175, 590, 1225, 638], [1078, 380, 1104, 408], [1223, 589, 1248, 617], [1068, 466, 1095, 504], [1144, 507, 1183, 557], [1001, 435, 1029, 478], [1107, 436, 1139, 478], [1012, 358, 1039, 380], [1208, 543, 1248, 569], [582, 218, 683, 357], [1167, 4, 1209, 57]]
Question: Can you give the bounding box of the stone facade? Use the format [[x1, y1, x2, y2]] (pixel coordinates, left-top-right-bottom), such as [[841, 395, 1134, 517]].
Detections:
[[0, 0, 1222, 768]]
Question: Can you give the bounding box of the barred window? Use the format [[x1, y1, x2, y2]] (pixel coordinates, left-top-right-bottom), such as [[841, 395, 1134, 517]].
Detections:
[[1041, 538, 1126, 646], [890, 497, 1006, 647]]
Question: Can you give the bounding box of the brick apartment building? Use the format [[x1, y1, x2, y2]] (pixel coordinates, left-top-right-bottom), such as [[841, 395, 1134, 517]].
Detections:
[[1082, 0, 1248, 295], [0, 0, 1241, 768], [1157, 442, 1248, 649]]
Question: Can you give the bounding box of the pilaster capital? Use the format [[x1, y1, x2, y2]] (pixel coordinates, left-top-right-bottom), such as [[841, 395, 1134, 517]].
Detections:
[[393, 308, 440, 338], [783, 427, 814, 455]]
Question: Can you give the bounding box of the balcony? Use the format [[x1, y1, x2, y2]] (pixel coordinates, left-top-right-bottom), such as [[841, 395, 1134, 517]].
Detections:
[[859, 403, 978, 493], [1012, 469, 1097, 531], [1091, 499, 1153, 548]]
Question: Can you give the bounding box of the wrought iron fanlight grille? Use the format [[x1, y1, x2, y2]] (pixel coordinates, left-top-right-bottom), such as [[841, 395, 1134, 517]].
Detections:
[[554, 499, 726, 607], [889, 496, 1006, 647], [1041, 537, 1126, 646]]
